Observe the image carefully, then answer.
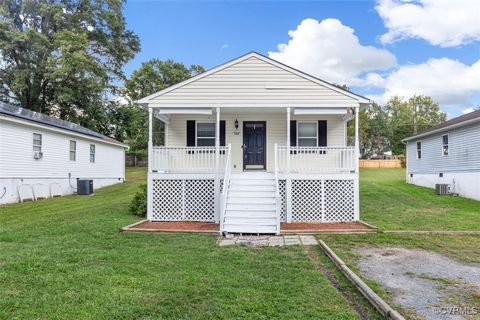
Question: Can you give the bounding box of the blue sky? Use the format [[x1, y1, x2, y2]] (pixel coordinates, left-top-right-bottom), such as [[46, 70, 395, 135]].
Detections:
[[123, 0, 480, 116]]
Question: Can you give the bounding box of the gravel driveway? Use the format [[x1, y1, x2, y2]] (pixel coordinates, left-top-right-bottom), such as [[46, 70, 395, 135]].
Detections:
[[354, 247, 480, 320]]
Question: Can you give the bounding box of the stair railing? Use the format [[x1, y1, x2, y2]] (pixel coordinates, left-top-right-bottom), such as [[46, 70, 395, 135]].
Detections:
[[219, 144, 232, 234], [274, 144, 281, 235]]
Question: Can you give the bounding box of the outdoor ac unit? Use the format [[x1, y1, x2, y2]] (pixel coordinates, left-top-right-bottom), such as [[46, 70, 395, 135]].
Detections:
[[33, 151, 43, 159], [435, 184, 450, 195]]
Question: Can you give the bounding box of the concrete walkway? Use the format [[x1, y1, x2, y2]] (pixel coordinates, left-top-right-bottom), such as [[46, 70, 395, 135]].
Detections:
[[218, 235, 318, 247]]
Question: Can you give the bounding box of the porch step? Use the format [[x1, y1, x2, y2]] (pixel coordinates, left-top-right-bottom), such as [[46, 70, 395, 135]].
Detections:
[[222, 172, 279, 235], [227, 197, 275, 205], [222, 224, 277, 234]]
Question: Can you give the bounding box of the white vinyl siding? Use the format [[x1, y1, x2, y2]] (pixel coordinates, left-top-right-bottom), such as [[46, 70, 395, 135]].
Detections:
[[0, 119, 124, 179], [69, 140, 76, 161], [33, 133, 42, 152], [297, 122, 317, 147], [407, 122, 480, 174], [147, 56, 360, 108], [165, 113, 346, 173]]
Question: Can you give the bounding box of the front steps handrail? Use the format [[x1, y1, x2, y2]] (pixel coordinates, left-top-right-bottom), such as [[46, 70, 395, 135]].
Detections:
[[219, 144, 232, 233]]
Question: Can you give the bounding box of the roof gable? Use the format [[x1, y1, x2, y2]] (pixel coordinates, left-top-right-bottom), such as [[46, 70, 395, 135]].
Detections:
[[138, 52, 370, 107]]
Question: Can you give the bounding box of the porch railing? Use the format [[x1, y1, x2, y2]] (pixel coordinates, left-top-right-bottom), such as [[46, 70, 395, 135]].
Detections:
[[277, 146, 356, 173], [219, 144, 232, 233], [151, 146, 228, 173]]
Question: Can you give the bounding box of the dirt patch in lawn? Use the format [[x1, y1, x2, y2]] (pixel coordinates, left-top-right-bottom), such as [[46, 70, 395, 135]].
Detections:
[[281, 221, 374, 233], [354, 247, 480, 320]]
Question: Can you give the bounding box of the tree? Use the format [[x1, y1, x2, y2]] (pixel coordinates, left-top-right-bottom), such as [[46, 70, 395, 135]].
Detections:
[[115, 59, 205, 153], [0, 0, 140, 131], [385, 95, 446, 155]]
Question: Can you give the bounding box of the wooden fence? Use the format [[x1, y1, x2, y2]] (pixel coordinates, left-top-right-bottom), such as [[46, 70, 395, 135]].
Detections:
[[359, 159, 402, 168]]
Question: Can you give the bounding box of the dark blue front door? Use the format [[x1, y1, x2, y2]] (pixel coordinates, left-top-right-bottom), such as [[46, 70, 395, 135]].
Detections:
[[243, 121, 266, 170]]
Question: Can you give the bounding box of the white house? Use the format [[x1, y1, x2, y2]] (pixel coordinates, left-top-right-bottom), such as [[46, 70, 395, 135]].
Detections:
[[138, 52, 370, 234], [0, 103, 126, 205], [404, 109, 480, 201]]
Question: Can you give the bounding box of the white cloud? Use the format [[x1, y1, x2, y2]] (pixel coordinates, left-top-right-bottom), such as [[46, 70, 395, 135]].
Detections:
[[376, 0, 480, 47], [221, 44, 229, 50], [366, 58, 480, 108], [268, 18, 396, 85], [462, 108, 475, 114]]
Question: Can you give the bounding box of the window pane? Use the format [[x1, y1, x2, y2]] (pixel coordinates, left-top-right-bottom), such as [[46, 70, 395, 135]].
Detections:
[[197, 138, 215, 146], [33, 146, 42, 152], [417, 142, 421, 149], [70, 151, 76, 161], [70, 140, 76, 150], [442, 135, 448, 145], [298, 138, 317, 147], [197, 123, 215, 137], [443, 146, 448, 156], [90, 144, 95, 153], [298, 123, 317, 137], [90, 154, 95, 163]]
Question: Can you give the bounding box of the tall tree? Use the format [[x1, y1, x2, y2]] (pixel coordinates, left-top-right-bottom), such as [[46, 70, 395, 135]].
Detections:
[[385, 95, 446, 155], [114, 59, 205, 152], [0, 0, 140, 131]]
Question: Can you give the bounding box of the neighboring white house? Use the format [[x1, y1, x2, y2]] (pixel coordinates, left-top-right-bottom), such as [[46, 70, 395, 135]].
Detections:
[[0, 103, 126, 205], [404, 109, 480, 201], [138, 52, 370, 234]]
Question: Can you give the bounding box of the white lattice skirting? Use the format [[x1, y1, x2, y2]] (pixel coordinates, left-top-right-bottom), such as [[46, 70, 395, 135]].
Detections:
[[149, 176, 356, 223], [150, 178, 216, 221], [279, 179, 356, 222]]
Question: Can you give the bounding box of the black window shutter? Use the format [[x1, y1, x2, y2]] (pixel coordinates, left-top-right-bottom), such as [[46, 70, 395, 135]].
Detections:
[[290, 120, 297, 147], [186, 120, 196, 146], [318, 120, 327, 147], [220, 120, 226, 146]]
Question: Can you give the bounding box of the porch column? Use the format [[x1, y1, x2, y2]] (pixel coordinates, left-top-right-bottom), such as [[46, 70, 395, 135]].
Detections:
[[354, 106, 360, 220], [214, 107, 221, 223], [147, 107, 153, 220], [148, 107, 153, 173], [286, 107, 292, 223]]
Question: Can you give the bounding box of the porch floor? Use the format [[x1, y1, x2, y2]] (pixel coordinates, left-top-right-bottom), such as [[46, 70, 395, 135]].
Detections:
[[123, 220, 376, 234]]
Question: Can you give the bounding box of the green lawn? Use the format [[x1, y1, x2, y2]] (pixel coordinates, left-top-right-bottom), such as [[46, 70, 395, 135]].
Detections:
[[360, 168, 480, 231], [0, 168, 377, 320]]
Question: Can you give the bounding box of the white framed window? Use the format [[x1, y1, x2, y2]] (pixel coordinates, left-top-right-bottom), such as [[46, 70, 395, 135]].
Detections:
[[196, 122, 215, 147], [33, 133, 42, 152], [297, 122, 318, 147], [442, 135, 449, 156], [69, 140, 76, 161], [90, 144, 95, 163], [416, 141, 422, 159]]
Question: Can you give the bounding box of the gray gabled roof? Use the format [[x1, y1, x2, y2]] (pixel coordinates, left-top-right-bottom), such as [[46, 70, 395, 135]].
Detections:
[[404, 109, 480, 142], [0, 102, 125, 146]]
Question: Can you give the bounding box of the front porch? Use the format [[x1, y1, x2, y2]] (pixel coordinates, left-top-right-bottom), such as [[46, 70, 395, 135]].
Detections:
[[145, 106, 361, 235]]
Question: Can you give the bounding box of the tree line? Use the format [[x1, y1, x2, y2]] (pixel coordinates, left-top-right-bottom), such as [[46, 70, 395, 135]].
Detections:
[[0, 1, 446, 157]]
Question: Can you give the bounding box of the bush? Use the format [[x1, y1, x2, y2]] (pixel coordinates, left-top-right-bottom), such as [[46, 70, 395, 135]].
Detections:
[[129, 184, 147, 217]]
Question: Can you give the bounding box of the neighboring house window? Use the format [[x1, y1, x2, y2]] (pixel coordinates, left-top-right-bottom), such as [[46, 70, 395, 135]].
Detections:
[[196, 122, 215, 146], [297, 122, 317, 147], [442, 135, 449, 156], [90, 144, 95, 163], [416, 141, 422, 159], [33, 133, 42, 152], [69, 140, 76, 161]]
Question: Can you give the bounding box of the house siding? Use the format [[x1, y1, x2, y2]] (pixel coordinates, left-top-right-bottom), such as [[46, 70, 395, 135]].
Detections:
[[165, 113, 346, 172], [406, 122, 480, 174], [0, 118, 125, 204], [148, 56, 359, 107]]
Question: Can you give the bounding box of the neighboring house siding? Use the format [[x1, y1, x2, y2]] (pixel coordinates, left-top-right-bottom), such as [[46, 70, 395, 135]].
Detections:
[[166, 113, 346, 172], [148, 56, 358, 107], [407, 122, 480, 174], [0, 120, 125, 178]]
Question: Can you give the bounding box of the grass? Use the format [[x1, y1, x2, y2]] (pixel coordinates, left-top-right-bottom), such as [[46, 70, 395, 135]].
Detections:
[[360, 168, 480, 231], [0, 167, 375, 320]]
